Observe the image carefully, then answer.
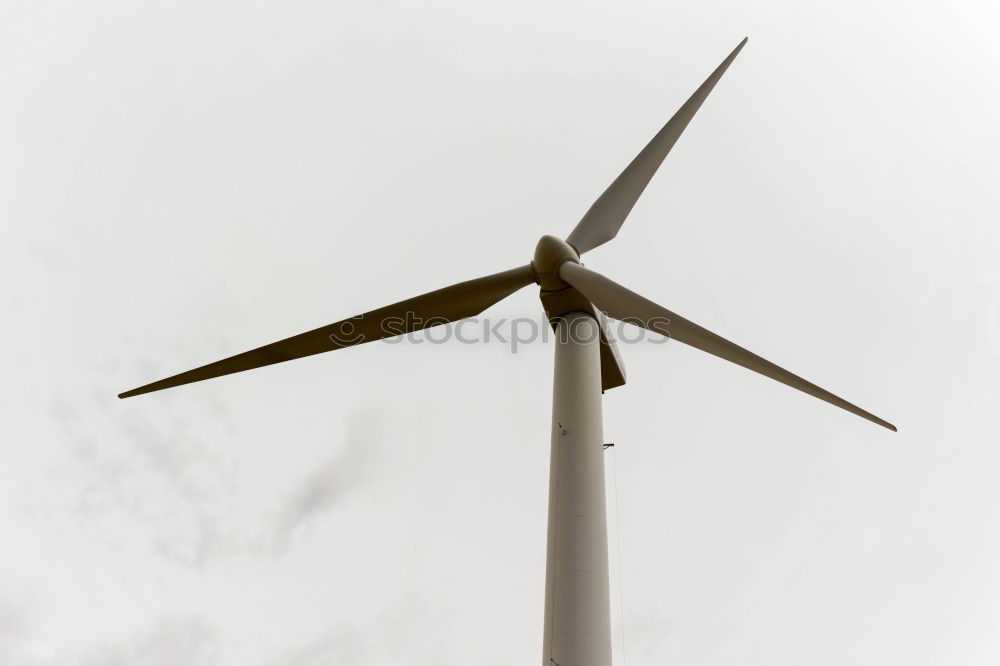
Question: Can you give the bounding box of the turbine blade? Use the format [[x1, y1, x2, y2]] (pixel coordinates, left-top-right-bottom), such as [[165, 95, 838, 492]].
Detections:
[[559, 262, 896, 431], [119, 265, 536, 398], [566, 37, 747, 255]]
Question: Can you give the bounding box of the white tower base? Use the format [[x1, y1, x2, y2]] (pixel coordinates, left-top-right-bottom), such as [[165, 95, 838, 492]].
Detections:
[[542, 311, 612, 666]]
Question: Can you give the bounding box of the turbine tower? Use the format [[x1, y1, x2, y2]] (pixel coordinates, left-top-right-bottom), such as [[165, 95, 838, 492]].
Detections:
[[119, 37, 895, 666]]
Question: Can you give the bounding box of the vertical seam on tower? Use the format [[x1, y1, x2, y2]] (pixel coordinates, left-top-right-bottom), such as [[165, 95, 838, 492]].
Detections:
[[548, 396, 562, 664], [611, 445, 628, 666]]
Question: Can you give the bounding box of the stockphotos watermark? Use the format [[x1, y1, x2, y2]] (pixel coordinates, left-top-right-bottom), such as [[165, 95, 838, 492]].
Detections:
[[327, 312, 671, 353]]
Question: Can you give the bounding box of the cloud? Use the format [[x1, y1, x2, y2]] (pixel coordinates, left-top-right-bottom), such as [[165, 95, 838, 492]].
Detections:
[[80, 616, 220, 666], [48, 388, 388, 566], [271, 406, 385, 552], [0, 598, 30, 665], [47, 386, 238, 569], [264, 595, 446, 666], [0, 612, 219, 666]]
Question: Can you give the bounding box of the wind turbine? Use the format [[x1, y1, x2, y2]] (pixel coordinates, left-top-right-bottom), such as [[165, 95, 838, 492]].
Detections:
[[119, 37, 895, 666]]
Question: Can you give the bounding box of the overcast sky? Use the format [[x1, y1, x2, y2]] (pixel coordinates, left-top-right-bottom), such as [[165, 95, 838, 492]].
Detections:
[[3, 1, 1000, 664]]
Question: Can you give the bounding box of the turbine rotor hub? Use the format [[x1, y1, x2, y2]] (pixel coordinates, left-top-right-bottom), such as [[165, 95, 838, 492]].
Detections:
[[531, 235, 580, 290]]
